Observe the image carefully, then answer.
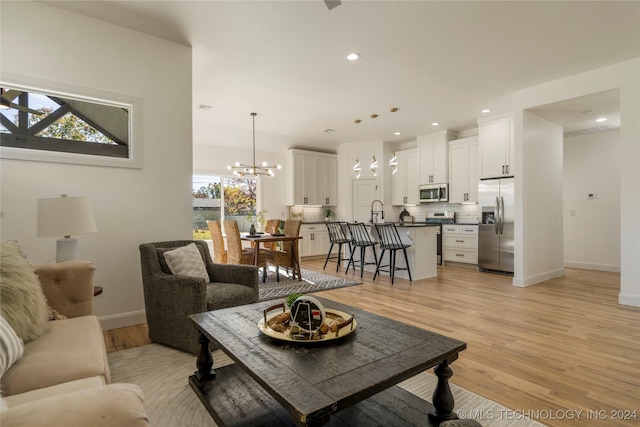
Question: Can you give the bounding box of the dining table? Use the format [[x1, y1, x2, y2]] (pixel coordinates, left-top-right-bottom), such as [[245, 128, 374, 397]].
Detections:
[[241, 233, 303, 281]]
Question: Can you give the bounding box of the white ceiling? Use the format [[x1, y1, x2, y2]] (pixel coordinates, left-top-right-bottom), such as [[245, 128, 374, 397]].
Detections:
[[45, 1, 639, 153]]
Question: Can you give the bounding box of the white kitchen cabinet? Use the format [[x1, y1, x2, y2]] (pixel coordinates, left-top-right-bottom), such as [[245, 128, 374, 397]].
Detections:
[[391, 148, 420, 205], [287, 149, 337, 206], [317, 156, 338, 206], [299, 223, 329, 257], [418, 131, 456, 185], [442, 224, 478, 265], [448, 137, 479, 203], [478, 116, 514, 179]]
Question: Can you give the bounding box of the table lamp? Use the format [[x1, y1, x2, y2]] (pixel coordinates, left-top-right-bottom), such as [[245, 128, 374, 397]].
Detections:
[[37, 194, 97, 263]]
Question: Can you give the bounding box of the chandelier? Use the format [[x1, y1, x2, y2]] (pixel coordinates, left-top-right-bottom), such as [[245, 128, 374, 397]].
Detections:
[[227, 112, 281, 177]]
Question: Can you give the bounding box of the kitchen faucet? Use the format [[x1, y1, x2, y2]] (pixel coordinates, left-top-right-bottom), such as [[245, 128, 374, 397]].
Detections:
[[370, 199, 384, 223]]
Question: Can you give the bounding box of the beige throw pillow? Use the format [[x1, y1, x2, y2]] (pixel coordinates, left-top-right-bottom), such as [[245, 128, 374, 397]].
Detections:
[[163, 243, 209, 282], [0, 241, 50, 342]]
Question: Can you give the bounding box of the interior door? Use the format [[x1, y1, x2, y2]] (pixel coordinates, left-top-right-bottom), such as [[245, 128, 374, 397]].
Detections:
[[352, 179, 378, 223]]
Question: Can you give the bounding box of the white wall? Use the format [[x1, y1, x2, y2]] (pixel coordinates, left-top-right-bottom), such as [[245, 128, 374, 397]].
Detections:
[[0, 2, 193, 328], [515, 111, 565, 286], [514, 58, 640, 306], [564, 130, 620, 271]]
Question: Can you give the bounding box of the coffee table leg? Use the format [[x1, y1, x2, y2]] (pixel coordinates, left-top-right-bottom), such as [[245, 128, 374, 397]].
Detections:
[[194, 332, 216, 382], [428, 360, 458, 423]]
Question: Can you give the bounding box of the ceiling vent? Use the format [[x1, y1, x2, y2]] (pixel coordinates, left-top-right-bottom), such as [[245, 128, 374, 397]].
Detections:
[[564, 123, 619, 138]]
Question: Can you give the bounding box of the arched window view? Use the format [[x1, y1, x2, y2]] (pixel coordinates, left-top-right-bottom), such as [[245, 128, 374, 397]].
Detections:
[[0, 87, 129, 158], [192, 175, 257, 239]]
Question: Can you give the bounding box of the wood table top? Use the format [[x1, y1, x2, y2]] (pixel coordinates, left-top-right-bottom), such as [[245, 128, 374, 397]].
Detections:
[[189, 297, 466, 425]]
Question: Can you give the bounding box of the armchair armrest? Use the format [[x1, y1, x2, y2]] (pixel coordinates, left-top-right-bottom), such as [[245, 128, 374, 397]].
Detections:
[[34, 261, 95, 318]]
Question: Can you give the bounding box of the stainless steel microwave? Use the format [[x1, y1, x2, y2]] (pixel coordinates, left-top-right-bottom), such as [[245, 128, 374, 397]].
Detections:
[[419, 184, 448, 203]]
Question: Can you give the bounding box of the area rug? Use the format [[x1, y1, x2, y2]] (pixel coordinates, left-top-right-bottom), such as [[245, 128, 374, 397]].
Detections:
[[108, 344, 545, 427], [259, 267, 361, 301]]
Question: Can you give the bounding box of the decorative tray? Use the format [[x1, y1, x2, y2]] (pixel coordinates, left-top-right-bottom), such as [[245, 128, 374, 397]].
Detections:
[[258, 302, 356, 343], [270, 233, 285, 237]]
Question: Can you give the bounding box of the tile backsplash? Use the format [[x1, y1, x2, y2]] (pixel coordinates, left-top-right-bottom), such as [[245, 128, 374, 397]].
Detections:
[[391, 203, 480, 224], [289, 204, 479, 224]]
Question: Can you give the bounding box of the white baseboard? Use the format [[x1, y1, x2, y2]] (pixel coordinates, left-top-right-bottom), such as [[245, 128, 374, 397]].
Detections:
[[98, 310, 146, 331], [512, 268, 565, 287], [618, 293, 640, 307], [564, 261, 620, 273]]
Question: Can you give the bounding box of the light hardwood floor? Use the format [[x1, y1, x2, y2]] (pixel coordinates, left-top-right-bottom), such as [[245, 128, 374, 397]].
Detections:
[[104, 259, 640, 427]]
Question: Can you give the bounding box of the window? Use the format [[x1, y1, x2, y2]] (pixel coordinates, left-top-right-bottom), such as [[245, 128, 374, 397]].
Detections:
[[193, 174, 257, 239], [0, 78, 141, 168]]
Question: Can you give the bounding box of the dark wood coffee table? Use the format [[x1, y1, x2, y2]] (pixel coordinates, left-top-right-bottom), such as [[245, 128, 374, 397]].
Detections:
[[189, 297, 466, 427]]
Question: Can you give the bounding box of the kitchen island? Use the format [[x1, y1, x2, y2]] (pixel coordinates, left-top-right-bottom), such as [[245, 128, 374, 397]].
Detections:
[[359, 223, 439, 281]]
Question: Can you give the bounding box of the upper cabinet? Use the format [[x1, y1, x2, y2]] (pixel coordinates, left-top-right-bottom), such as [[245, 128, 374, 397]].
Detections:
[[391, 148, 420, 206], [287, 149, 338, 206], [418, 130, 456, 185], [478, 116, 514, 179], [448, 137, 479, 203]]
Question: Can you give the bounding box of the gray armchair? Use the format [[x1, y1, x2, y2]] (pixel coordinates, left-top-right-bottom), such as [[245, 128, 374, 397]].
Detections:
[[139, 240, 258, 354]]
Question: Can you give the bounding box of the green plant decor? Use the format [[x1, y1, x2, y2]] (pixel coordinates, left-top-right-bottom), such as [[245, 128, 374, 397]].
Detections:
[[247, 209, 268, 231], [324, 209, 335, 220], [286, 292, 304, 308]]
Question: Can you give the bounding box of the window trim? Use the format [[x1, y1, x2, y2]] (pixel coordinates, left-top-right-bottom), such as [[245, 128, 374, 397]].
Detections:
[[0, 74, 143, 169]]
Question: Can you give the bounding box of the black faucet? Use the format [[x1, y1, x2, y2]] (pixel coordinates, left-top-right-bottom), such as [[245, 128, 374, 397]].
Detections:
[[370, 199, 384, 223]]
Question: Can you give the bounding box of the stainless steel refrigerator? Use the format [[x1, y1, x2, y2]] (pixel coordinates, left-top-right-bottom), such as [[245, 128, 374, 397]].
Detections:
[[478, 177, 514, 274]]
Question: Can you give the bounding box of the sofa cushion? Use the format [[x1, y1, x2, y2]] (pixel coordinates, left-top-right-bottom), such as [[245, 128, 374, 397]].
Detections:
[[162, 243, 209, 282], [2, 376, 104, 407], [0, 316, 24, 377], [0, 316, 109, 396], [1, 383, 149, 427], [206, 282, 257, 310], [0, 241, 50, 342]]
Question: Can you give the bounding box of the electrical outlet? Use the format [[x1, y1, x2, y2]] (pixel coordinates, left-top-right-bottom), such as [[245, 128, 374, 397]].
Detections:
[[570, 209, 576, 217]]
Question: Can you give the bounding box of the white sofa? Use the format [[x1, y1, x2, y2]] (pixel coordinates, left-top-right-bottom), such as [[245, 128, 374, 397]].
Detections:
[[0, 258, 149, 426]]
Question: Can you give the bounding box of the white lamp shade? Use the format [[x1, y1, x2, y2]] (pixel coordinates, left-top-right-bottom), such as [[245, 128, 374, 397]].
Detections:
[[37, 196, 97, 238]]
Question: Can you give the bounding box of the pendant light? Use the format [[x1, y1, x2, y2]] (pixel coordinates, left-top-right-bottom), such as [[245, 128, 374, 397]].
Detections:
[[389, 107, 399, 175], [353, 119, 361, 179], [227, 113, 281, 177], [370, 114, 379, 176]]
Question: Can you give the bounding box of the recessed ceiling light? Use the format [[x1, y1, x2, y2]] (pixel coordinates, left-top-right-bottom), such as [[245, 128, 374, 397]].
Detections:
[[481, 109, 492, 114], [595, 117, 607, 123], [198, 104, 213, 110], [346, 52, 361, 61], [431, 122, 440, 126], [394, 131, 402, 136]]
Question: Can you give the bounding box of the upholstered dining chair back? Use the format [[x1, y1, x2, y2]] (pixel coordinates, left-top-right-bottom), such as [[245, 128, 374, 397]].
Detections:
[[282, 219, 302, 254], [206, 220, 227, 264]]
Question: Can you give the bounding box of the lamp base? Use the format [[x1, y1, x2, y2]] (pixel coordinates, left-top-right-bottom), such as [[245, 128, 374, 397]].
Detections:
[[56, 237, 78, 263]]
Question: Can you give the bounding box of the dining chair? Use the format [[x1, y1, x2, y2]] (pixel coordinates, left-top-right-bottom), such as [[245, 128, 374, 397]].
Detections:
[[373, 223, 412, 285], [345, 222, 378, 278], [223, 220, 258, 265], [264, 219, 301, 282], [323, 221, 351, 272], [263, 218, 281, 251], [206, 220, 227, 264]]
